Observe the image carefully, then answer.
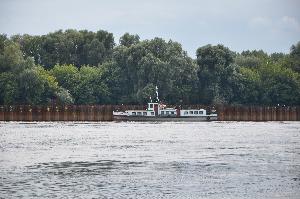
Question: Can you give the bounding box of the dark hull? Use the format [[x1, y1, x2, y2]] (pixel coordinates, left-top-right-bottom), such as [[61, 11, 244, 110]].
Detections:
[[113, 115, 218, 122]]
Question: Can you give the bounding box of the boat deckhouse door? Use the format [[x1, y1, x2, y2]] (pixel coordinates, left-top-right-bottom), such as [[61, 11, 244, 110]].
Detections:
[[176, 108, 180, 117], [154, 104, 158, 116]]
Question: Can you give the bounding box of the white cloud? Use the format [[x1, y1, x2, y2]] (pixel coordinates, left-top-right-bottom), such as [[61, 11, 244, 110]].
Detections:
[[249, 16, 272, 28], [279, 16, 300, 32], [249, 15, 300, 34]]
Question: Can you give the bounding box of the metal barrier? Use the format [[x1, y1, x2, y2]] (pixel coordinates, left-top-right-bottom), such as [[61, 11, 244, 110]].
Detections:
[[0, 105, 299, 121]]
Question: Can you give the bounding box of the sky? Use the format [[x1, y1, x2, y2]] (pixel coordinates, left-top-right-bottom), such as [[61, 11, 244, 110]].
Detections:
[[0, 0, 299, 57]]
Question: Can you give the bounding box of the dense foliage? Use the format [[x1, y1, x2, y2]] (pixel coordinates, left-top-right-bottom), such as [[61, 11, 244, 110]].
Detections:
[[0, 29, 299, 105]]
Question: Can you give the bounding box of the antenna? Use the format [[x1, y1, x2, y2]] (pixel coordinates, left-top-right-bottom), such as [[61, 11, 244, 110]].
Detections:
[[156, 86, 159, 102]]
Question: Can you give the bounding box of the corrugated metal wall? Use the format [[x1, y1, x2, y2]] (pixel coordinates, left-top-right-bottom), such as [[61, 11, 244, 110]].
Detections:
[[217, 106, 300, 121], [0, 105, 113, 121], [0, 105, 299, 121]]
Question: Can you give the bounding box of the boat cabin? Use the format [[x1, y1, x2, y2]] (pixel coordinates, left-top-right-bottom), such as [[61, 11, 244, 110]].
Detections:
[[180, 109, 206, 116], [159, 108, 177, 117], [126, 110, 155, 117]]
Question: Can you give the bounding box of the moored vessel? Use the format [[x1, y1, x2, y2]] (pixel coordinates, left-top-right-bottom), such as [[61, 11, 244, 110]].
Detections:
[[113, 87, 217, 122]]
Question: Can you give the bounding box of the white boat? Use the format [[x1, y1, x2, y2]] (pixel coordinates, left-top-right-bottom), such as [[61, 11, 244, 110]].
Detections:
[[113, 87, 217, 121]]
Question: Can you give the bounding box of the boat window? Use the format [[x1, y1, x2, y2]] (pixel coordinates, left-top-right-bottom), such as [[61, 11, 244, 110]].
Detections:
[[132, 112, 136, 115], [151, 112, 154, 115], [137, 112, 142, 116], [150, 104, 153, 108], [161, 111, 164, 115], [199, 111, 203, 114], [143, 112, 147, 116], [194, 111, 198, 114], [184, 111, 188, 115], [189, 111, 193, 114], [171, 111, 175, 114], [166, 111, 169, 115]]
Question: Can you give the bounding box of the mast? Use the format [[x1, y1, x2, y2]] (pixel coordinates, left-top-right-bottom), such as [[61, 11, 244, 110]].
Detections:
[[155, 86, 159, 102]]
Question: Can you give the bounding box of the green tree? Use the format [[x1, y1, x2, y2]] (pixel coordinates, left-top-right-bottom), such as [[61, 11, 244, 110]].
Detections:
[[136, 83, 156, 104], [288, 41, 300, 72], [18, 68, 46, 104], [0, 34, 7, 53], [234, 55, 262, 69], [13, 29, 115, 69], [35, 66, 59, 103], [17, 66, 64, 105], [11, 34, 43, 65], [0, 72, 18, 104], [196, 44, 235, 104], [120, 33, 140, 47], [75, 66, 110, 104], [231, 67, 261, 104], [1, 30, 300, 106], [50, 64, 79, 96], [56, 87, 74, 105], [259, 63, 300, 105], [84, 39, 106, 66], [112, 38, 198, 104], [0, 41, 24, 72], [100, 61, 123, 104]]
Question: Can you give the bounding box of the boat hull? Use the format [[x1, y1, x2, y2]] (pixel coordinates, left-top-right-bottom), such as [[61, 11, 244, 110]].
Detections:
[[113, 115, 218, 122]]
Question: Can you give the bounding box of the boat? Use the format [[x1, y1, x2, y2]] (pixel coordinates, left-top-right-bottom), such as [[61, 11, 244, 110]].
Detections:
[[113, 86, 218, 122]]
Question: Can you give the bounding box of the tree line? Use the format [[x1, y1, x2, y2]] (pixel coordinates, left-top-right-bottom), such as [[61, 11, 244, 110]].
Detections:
[[0, 29, 299, 106]]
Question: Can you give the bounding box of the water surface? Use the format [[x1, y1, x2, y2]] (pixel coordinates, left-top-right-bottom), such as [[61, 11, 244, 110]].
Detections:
[[0, 122, 300, 198]]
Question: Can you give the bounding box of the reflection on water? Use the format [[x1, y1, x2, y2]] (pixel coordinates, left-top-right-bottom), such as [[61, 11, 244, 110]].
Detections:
[[0, 122, 300, 198]]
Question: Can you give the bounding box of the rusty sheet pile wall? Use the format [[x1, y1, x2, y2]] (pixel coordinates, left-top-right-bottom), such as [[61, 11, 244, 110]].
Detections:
[[0, 105, 299, 121], [217, 106, 300, 121], [0, 105, 113, 122]]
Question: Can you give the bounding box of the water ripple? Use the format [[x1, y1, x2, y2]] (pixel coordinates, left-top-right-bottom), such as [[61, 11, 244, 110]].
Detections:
[[0, 121, 300, 198]]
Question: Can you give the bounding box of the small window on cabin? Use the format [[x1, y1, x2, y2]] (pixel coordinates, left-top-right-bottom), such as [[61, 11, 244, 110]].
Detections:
[[189, 111, 193, 114], [137, 112, 142, 116], [150, 104, 153, 108], [166, 111, 169, 115], [143, 112, 147, 116], [171, 112, 175, 114], [194, 111, 198, 114], [151, 112, 154, 115], [132, 112, 136, 115], [161, 111, 164, 115], [184, 111, 188, 115], [199, 111, 203, 114]]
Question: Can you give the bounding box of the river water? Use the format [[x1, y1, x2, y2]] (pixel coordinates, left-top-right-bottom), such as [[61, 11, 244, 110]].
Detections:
[[0, 121, 300, 198]]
